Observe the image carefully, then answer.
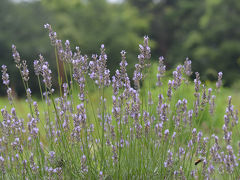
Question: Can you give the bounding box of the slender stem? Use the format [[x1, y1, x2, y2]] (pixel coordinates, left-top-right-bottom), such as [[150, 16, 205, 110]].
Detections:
[[54, 47, 62, 96], [101, 86, 105, 172]]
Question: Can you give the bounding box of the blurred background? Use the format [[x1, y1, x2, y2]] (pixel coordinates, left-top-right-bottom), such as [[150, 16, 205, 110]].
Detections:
[[0, 0, 240, 96]]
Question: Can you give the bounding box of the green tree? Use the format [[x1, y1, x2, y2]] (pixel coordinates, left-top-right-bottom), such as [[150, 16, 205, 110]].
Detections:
[[0, 0, 53, 96], [180, 0, 240, 85], [127, 0, 240, 86], [0, 0, 149, 96], [42, 0, 149, 77]]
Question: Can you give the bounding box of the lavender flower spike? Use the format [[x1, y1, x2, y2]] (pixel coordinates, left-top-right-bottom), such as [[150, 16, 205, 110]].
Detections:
[[1, 65, 10, 86], [156, 56, 166, 86], [216, 72, 223, 90], [44, 23, 57, 46], [12, 44, 21, 65], [183, 57, 192, 76]]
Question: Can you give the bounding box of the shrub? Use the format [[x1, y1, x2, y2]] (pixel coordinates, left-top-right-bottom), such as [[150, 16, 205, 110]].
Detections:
[[0, 24, 239, 179]]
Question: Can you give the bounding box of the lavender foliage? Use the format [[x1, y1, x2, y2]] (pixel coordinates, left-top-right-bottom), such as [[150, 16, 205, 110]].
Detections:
[[0, 24, 238, 179]]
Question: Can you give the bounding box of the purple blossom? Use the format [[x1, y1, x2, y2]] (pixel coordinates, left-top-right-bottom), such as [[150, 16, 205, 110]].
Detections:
[[112, 144, 118, 164], [133, 36, 152, 89], [119, 50, 128, 86], [33, 60, 41, 76], [216, 72, 223, 90], [209, 95, 216, 115], [7, 88, 13, 104], [167, 80, 172, 100], [12, 44, 21, 65], [157, 94, 164, 118], [194, 72, 201, 93], [188, 110, 193, 128], [156, 56, 166, 86], [138, 36, 151, 67], [21, 60, 29, 82], [26, 88, 32, 103], [160, 103, 168, 122], [164, 129, 169, 141], [72, 103, 86, 141], [0, 156, 5, 174], [171, 132, 176, 145], [172, 65, 183, 89], [44, 23, 57, 45], [207, 88, 212, 103], [64, 40, 72, 62], [89, 45, 111, 88], [164, 150, 173, 168], [133, 64, 142, 89], [56, 39, 64, 61], [183, 57, 192, 76], [201, 85, 207, 109], [1, 65, 10, 86], [81, 154, 88, 173], [178, 147, 185, 159], [194, 92, 200, 117], [41, 61, 53, 93], [72, 53, 88, 101]]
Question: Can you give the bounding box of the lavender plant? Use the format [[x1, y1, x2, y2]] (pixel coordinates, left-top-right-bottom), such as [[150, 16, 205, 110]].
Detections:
[[0, 24, 239, 179]]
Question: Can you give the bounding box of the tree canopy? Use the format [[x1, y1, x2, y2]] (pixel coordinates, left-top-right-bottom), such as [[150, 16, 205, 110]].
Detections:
[[0, 0, 239, 96]]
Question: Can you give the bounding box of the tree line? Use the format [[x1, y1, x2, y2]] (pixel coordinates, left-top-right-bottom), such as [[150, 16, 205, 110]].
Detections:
[[1, 0, 239, 96]]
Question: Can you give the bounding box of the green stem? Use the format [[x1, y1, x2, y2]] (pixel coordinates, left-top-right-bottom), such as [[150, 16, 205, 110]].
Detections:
[[54, 47, 62, 97], [101, 87, 105, 172]]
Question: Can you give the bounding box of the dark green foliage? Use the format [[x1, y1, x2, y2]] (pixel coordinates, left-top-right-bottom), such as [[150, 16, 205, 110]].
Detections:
[[127, 0, 240, 85], [1, 0, 240, 96], [0, 0, 148, 96], [0, 0, 54, 96]]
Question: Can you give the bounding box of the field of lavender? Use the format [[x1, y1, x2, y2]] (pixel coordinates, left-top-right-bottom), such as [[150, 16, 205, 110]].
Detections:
[[0, 24, 240, 179]]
